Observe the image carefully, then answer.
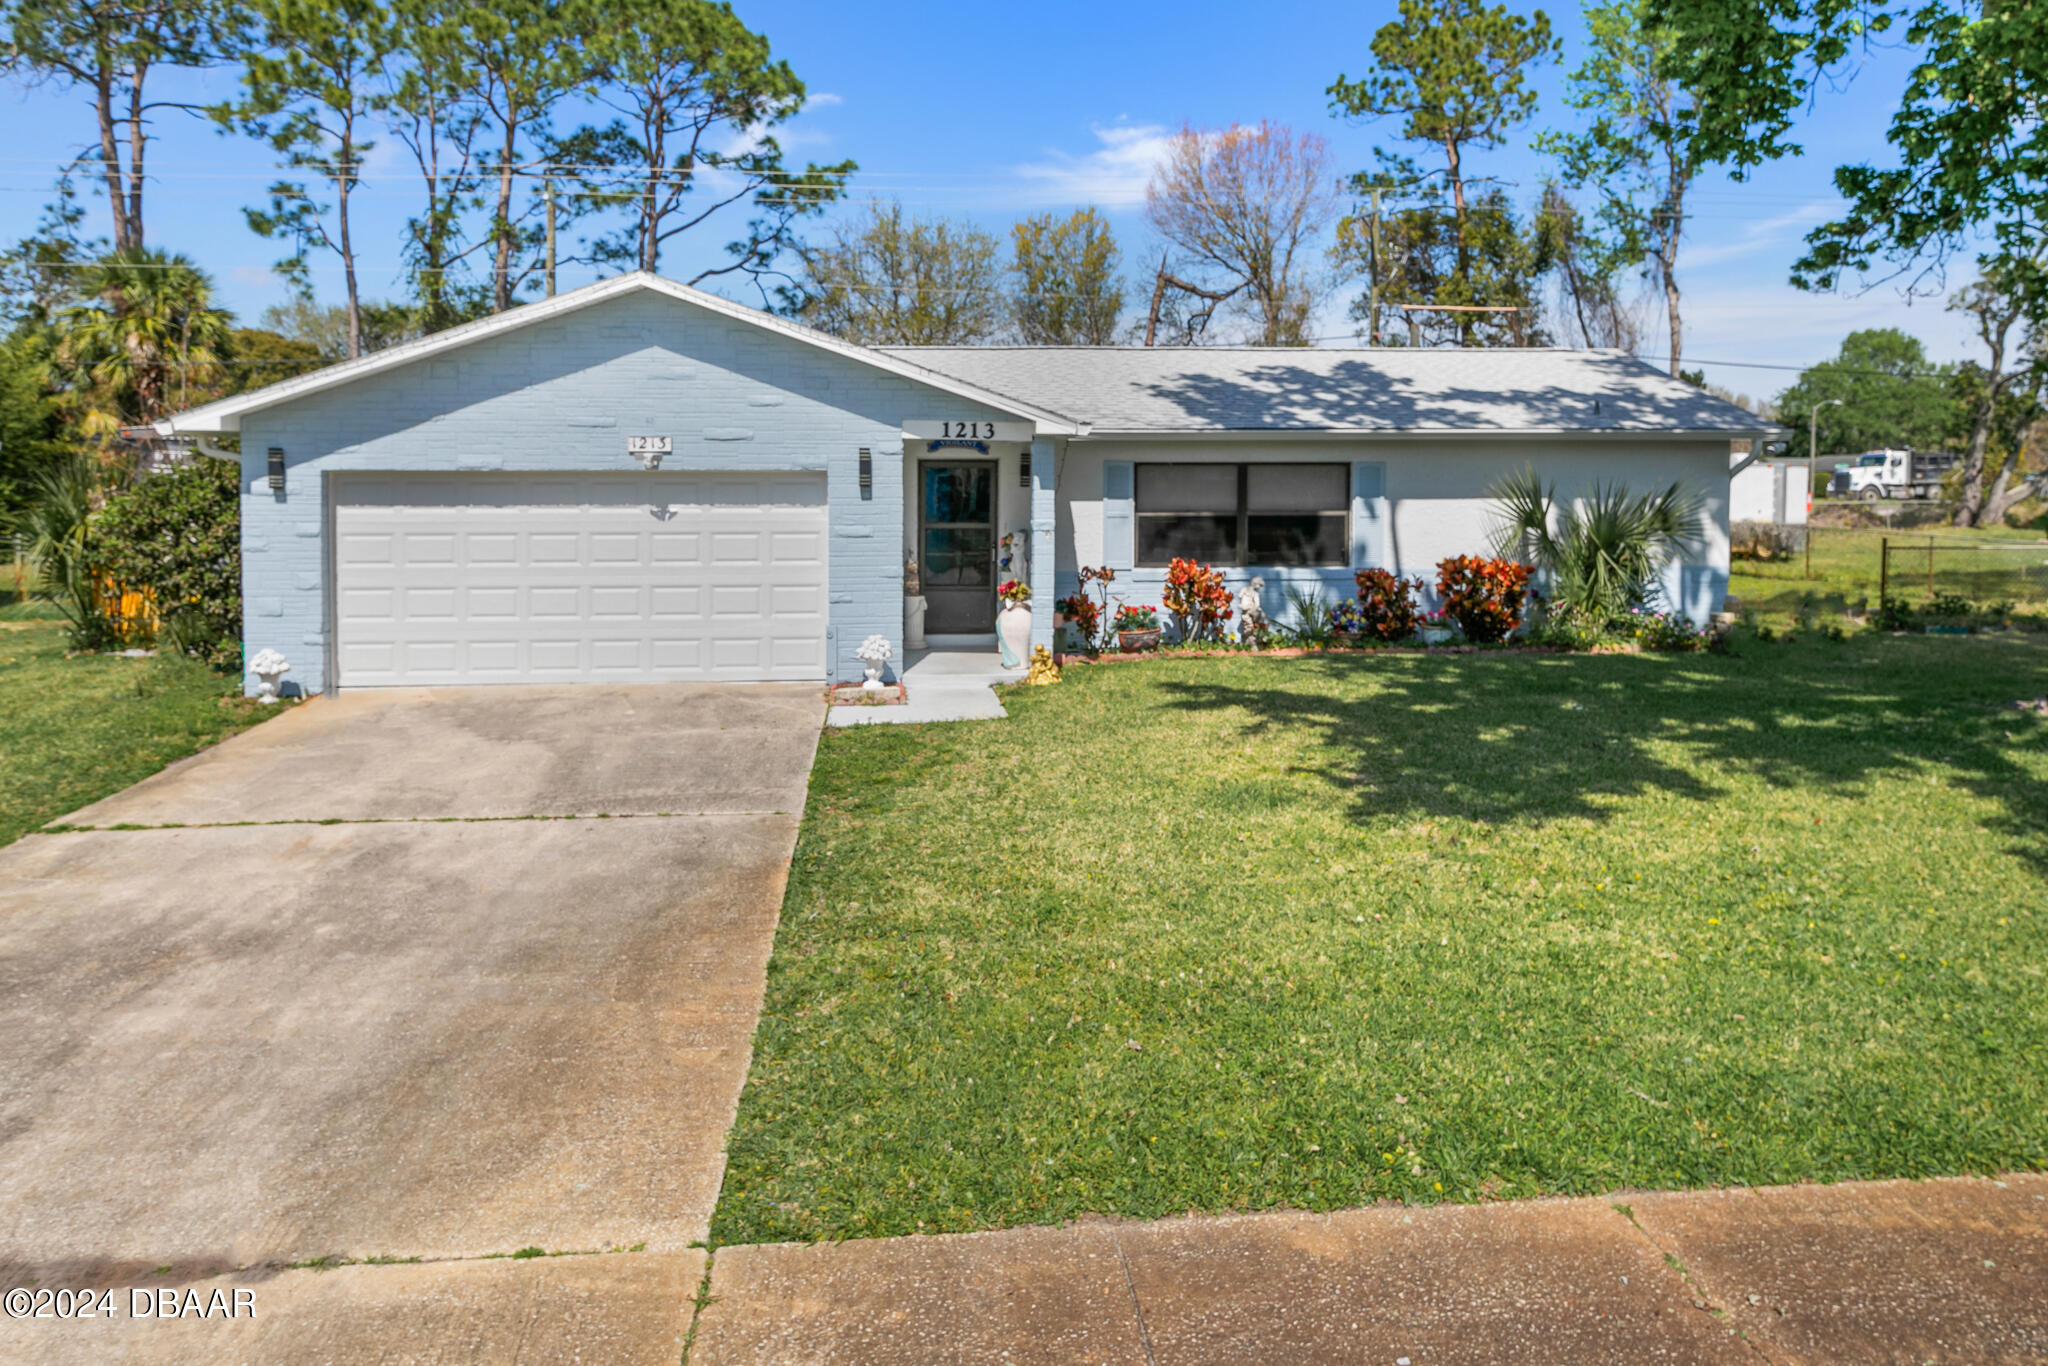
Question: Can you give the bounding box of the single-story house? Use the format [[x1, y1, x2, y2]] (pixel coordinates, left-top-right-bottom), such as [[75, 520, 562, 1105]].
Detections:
[[156, 272, 1776, 695]]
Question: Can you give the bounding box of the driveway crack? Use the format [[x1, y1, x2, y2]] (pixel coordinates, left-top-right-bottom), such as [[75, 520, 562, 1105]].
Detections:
[[1109, 1230, 1158, 1366], [1611, 1201, 1779, 1366]]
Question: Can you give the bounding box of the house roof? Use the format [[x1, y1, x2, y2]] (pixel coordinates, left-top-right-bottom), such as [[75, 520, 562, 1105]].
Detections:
[[877, 345, 1776, 437], [157, 269, 1773, 441], [154, 272, 1079, 435]]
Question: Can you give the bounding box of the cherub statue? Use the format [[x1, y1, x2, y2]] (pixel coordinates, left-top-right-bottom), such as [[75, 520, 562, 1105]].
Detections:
[[1236, 576, 1268, 643]]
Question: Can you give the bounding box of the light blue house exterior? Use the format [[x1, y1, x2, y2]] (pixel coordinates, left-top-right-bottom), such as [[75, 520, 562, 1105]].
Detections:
[[156, 274, 1770, 696]]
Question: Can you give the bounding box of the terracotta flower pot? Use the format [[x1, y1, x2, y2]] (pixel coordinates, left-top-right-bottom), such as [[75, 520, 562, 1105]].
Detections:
[[1117, 627, 1161, 653]]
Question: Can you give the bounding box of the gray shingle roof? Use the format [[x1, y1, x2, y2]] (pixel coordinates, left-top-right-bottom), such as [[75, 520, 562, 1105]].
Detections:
[[875, 346, 1771, 435]]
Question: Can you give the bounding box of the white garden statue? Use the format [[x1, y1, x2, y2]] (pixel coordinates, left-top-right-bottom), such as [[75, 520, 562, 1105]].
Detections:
[[854, 633, 893, 692], [248, 648, 291, 704], [1236, 577, 1267, 638]]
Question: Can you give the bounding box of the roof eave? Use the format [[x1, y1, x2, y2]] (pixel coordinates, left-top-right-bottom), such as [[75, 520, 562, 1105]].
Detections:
[[156, 273, 1079, 436]]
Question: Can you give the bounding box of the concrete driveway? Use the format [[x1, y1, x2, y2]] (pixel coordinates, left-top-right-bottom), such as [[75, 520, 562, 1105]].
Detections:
[[0, 683, 821, 1365]]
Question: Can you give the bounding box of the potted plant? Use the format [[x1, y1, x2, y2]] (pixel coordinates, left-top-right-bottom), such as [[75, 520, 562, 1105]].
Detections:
[[997, 579, 1032, 666], [1329, 599, 1365, 645], [1114, 603, 1161, 652], [1417, 610, 1459, 646]]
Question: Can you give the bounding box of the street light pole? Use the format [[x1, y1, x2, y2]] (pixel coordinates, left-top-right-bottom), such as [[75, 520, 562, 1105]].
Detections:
[[1806, 398, 1843, 579]]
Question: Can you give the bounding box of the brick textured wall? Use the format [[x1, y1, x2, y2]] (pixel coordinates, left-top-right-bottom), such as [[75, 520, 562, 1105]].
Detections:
[[238, 289, 1017, 693]]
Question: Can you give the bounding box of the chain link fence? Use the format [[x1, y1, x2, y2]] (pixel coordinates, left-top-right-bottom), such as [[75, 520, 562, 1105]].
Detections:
[[1731, 524, 2048, 624], [1879, 534, 2048, 613]]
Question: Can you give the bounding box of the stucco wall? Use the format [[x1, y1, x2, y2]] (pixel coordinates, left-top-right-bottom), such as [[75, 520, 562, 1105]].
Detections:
[[237, 290, 1016, 693], [1054, 436, 1733, 625]]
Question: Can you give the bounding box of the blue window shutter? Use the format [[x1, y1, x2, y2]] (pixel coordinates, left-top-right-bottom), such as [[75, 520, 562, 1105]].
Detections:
[[1103, 461, 1134, 570], [1351, 461, 1386, 569]]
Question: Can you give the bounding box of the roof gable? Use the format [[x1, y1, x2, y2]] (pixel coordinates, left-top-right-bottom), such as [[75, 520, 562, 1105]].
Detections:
[[158, 274, 1078, 434]]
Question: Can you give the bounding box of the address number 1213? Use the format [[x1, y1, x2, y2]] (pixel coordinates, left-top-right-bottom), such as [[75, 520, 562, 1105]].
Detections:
[[939, 421, 997, 439]]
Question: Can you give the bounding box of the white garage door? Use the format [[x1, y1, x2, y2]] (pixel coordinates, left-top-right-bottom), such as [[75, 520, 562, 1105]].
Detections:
[[333, 471, 828, 687]]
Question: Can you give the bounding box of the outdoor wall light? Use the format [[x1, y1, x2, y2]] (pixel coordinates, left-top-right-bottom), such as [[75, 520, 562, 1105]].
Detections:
[[1019, 447, 1032, 487], [858, 446, 872, 490], [267, 447, 285, 493]]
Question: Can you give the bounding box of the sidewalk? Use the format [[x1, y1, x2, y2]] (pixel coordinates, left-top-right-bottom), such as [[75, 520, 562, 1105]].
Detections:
[[690, 1172, 2048, 1365]]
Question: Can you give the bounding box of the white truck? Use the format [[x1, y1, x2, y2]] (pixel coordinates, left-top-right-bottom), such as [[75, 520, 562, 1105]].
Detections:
[[1832, 448, 1959, 501]]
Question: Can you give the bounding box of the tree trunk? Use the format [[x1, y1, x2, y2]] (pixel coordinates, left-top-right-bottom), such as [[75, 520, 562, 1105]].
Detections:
[[93, 64, 136, 252], [1663, 244, 1682, 378], [1443, 134, 1470, 344], [1980, 446, 2028, 527], [125, 59, 148, 251], [338, 164, 361, 359], [1951, 398, 1996, 527], [1144, 265, 1167, 346], [493, 119, 518, 312]]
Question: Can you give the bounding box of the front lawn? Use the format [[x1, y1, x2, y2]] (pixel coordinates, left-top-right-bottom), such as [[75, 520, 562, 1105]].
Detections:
[[712, 635, 2048, 1244], [0, 622, 274, 846]]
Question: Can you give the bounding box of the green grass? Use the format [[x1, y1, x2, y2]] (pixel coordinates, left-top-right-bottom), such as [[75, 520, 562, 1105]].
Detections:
[[1732, 523, 2048, 625], [0, 622, 275, 846], [711, 636, 2048, 1245]]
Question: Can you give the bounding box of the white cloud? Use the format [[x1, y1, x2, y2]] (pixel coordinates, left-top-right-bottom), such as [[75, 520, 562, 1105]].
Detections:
[[1012, 123, 1176, 209], [804, 92, 844, 109], [1683, 200, 1838, 269]]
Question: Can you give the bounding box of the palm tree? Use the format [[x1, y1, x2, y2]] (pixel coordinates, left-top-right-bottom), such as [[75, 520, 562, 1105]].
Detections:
[[55, 249, 235, 444], [1490, 468, 1705, 620]]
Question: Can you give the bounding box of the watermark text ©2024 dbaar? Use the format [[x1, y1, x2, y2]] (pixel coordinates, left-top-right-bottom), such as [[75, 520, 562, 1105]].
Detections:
[[5, 1286, 255, 1320]]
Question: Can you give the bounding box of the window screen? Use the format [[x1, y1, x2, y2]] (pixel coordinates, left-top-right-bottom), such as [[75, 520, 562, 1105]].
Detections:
[[1136, 464, 1238, 565], [1134, 462, 1349, 567], [1246, 464, 1349, 566]]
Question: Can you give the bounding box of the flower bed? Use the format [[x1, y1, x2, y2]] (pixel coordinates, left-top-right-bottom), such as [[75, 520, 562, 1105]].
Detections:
[[827, 681, 908, 706]]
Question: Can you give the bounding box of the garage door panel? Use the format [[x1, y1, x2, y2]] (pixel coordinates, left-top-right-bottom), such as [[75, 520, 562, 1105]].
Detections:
[[334, 472, 828, 686]]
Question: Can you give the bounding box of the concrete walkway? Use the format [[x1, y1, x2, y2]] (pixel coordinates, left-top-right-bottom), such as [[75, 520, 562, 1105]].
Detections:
[[829, 649, 1023, 726], [690, 1173, 2048, 1364]]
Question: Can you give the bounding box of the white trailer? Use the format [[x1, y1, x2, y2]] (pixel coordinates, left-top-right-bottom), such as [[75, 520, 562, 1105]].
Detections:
[[1731, 457, 1809, 525]]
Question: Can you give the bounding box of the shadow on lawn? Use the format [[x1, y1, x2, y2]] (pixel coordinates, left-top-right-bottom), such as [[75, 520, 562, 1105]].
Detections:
[[1153, 645, 2048, 876]]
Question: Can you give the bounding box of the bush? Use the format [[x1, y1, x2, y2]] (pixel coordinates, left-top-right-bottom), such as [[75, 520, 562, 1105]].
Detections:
[[1525, 600, 1607, 651], [13, 451, 121, 650], [1282, 587, 1334, 646], [1162, 558, 1233, 642], [1351, 568, 1425, 641], [1622, 608, 1707, 652], [93, 457, 240, 666], [1435, 555, 1531, 643]]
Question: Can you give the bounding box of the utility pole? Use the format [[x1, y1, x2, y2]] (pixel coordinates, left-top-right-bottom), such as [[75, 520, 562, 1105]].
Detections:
[[1806, 398, 1842, 579], [543, 173, 558, 299]]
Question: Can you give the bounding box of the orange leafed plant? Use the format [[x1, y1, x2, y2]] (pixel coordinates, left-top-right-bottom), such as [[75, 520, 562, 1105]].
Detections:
[[1435, 556, 1532, 643]]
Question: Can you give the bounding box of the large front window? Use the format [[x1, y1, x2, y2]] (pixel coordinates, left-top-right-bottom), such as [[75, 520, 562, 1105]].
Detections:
[[1135, 462, 1349, 567]]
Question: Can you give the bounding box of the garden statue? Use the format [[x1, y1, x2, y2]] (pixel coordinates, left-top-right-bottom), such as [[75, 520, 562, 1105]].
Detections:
[[1026, 644, 1061, 686], [998, 530, 1029, 588], [249, 648, 291, 704], [854, 634, 893, 692], [1236, 576, 1268, 641], [903, 550, 927, 650]]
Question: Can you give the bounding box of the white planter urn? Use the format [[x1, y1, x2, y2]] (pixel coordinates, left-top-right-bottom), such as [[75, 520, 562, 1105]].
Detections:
[[997, 600, 1032, 668], [249, 648, 290, 703], [854, 633, 893, 692]]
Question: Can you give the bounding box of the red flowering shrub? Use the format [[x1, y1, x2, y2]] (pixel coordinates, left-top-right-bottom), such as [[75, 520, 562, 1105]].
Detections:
[[1058, 591, 1100, 648], [1061, 566, 1117, 652], [1162, 558, 1233, 642], [1351, 568, 1426, 641], [1435, 555, 1532, 643]]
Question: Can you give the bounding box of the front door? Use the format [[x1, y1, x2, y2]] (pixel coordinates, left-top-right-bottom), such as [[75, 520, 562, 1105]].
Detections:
[[920, 462, 996, 634]]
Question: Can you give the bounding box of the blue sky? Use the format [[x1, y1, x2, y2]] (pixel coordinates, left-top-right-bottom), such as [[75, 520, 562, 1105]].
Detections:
[[0, 0, 1988, 400]]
